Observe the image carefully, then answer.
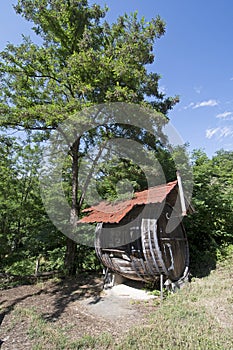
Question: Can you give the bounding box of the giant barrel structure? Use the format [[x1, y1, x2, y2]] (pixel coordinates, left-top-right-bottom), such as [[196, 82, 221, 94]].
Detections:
[[95, 203, 189, 282], [79, 180, 192, 283]]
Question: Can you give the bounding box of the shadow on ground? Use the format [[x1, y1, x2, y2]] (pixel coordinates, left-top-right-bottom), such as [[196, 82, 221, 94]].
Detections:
[[0, 273, 102, 327]]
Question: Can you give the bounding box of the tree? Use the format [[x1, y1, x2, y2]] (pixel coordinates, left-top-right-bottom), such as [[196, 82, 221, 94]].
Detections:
[[0, 0, 179, 275], [0, 135, 66, 275], [185, 149, 233, 276]]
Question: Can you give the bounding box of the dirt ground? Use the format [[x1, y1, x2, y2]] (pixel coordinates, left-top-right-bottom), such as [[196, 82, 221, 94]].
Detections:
[[0, 274, 157, 349]]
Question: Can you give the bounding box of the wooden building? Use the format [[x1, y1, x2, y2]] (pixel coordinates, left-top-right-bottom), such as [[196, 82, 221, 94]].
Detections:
[[79, 175, 193, 283]]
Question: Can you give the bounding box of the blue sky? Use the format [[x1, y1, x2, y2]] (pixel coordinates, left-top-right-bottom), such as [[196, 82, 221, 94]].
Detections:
[[1, 1, 233, 157]]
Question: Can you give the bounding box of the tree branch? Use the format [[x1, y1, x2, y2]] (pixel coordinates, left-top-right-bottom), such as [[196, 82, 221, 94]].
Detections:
[[78, 140, 107, 209]]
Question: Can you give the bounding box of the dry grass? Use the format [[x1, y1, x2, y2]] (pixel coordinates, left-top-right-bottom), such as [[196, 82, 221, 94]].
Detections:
[[116, 247, 233, 350]]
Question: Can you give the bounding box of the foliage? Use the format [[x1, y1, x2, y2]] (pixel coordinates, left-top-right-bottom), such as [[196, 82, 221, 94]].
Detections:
[[185, 149, 233, 276], [0, 138, 232, 279], [0, 1, 231, 279], [0, 0, 178, 131], [5, 256, 36, 276], [0, 0, 179, 275], [0, 136, 66, 275], [95, 146, 179, 202], [0, 135, 103, 276]]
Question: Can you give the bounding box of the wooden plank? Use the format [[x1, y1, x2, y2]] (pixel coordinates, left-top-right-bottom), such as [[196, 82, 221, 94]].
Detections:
[[141, 219, 159, 275]]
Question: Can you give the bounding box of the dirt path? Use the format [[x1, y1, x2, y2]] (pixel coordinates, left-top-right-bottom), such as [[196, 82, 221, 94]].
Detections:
[[0, 275, 156, 349]]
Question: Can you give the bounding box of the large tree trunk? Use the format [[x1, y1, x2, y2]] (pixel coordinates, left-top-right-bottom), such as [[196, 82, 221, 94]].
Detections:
[[64, 237, 78, 276], [64, 138, 80, 276]]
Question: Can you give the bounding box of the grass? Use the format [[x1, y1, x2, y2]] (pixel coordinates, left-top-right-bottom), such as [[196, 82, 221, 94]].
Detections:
[[116, 247, 233, 350], [11, 307, 112, 350], [116, 298, 232, 349], [5, 246, 233, 349]]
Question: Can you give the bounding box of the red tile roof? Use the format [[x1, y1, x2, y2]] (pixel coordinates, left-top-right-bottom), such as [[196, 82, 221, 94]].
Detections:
[[78, 180, 178, 224]]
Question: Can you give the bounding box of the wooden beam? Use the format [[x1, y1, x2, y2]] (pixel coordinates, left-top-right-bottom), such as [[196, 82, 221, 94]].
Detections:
[[176, 170, 187, 216]]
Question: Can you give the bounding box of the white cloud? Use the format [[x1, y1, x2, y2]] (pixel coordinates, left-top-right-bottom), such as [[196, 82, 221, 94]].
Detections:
[[183, 102, 195, 110], [219, 126, 233, 138], [193, 99, 218, 109], [206, 126, 233, 139], [216, 111, 233, 120], [206, 127, 220, 139], [216, 111, 232, 118], [184, 99, 218, 110]]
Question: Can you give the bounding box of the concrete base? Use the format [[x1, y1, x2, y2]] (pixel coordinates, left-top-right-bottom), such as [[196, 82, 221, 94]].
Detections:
[[103, 274, 156, 300], [105, 283, 156, 300]]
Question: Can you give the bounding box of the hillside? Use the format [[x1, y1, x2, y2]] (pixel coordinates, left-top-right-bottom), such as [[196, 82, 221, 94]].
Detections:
[[0, 249, 233, 350]]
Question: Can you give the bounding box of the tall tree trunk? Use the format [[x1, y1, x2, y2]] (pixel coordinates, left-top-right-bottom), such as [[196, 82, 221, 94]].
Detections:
[[64, 237, 78, 276], [64, 138, 80, 276]]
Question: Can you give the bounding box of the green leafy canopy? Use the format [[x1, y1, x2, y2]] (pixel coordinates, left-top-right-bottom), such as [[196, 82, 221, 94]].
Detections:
[[0, 0, 178, 131], [0, 1, 180, 276]]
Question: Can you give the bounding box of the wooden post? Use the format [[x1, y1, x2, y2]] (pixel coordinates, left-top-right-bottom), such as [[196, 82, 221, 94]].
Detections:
[[176, 170, 187, 216], [35, 255, 41, 277], [160, 274, 163, 301]]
